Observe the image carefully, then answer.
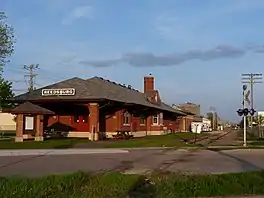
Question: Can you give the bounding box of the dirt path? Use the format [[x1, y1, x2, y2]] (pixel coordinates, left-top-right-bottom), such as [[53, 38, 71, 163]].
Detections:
[[195, 131, 241, 147], [210, 130, 240, 146]]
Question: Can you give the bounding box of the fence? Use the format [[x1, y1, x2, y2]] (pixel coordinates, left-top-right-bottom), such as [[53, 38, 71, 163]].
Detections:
[[247, 126, 264, 139]]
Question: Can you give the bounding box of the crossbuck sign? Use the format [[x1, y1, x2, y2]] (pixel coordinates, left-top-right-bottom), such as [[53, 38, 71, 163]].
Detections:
[[41, 88, 76, 96]]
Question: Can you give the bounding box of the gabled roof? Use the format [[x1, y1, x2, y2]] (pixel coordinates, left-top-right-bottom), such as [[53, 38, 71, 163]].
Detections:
[[10, 101, 55, 115], [13, 77, 185, 115]]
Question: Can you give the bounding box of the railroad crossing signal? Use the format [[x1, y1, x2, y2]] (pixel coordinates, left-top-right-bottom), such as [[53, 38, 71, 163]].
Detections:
[[237, 108, 256, 116], [245, 90, 250, 105], [242, 90, 251, 106]]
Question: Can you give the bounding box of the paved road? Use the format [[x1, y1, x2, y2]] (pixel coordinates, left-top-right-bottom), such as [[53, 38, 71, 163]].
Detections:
[[0, 148, 263, 177]]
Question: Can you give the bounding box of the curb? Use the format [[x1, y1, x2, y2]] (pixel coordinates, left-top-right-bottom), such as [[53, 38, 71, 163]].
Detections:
[[0, 148, 130, 156]]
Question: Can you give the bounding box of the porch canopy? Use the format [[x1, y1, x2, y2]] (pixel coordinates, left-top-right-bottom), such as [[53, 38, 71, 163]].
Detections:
[[10, 101, 55, 115], [11, 101, 55, 142]]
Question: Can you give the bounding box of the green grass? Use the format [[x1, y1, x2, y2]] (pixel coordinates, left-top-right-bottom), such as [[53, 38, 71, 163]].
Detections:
[[0, 133, 206, 149], [0, 130, 16, 137], [84, 133, 206, 148], [0, 138, 88, 149], [249, 140, 264, 146], [0, 171, 264, 198]]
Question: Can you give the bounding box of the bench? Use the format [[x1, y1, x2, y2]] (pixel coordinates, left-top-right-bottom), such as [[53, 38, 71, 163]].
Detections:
[[112, 130, 133, 139]]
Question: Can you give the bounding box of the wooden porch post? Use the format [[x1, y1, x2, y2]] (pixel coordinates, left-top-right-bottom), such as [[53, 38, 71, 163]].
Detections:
[[15, 114, 24, 142], [35, 115, 44, 141]]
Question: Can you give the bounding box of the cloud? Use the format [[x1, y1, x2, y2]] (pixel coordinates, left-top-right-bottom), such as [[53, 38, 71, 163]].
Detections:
[[62, 5, 93, 25], [79, 44, 264, 67]]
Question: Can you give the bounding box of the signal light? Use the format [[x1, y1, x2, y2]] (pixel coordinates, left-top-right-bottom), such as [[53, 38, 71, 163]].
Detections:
[[243, 108, 249, 116], [250, 108, 256, 116], [237, 109, 244, 116]]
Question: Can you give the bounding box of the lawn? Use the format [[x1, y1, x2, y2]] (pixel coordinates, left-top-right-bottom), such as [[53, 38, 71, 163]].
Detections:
[[0, 130, 16, 136], [86, 133, 206, 148], [0, 171, 264, 198], [0, 133, 207, 149], [249, 140, 264, 146]]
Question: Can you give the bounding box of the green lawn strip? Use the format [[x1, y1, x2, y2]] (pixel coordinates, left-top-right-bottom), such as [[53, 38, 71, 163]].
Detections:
[[0, 171, 264, 198], [93, 133, 205, 148], [0, 172, 140, 198], [249, 140, 264, 146], [150, 171, 264, 197], [0, 130, 16, 137], [0, 133, 205, 149], [0, 138, 87, 149]]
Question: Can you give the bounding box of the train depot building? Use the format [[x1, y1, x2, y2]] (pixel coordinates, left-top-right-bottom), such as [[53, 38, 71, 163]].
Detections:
[[11, 75, 192, 142]]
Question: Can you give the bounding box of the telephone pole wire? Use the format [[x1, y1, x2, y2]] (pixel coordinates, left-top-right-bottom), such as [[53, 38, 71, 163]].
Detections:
[[241, 73, 262, 126], [24, 64, 39, 92]]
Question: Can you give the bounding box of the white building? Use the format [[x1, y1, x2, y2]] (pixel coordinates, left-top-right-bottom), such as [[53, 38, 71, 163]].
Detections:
[[202, 117, 211, 131], [0, 112, 16, 131]]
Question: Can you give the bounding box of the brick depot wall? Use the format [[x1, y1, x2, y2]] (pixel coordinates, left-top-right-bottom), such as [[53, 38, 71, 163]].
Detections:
[[45, 107, 179, 138]]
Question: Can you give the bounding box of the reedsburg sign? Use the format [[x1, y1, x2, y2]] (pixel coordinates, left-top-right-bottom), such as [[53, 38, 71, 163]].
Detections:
[[41, 88, 76, 96]]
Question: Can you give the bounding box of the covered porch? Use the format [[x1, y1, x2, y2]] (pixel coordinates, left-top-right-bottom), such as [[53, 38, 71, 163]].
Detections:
[[11, 101, 55, 142], [11, 101, 102, 142]]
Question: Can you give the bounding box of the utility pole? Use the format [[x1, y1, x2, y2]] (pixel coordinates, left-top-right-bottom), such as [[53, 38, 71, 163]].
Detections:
[[209, 106, 216, 131], [241, 73, 262, 126], [24, 64, 39, 92], [243, 85, 247, 147]]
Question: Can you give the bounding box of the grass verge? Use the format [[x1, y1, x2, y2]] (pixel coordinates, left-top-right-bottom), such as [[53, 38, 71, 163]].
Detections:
[[0, 133, 206, 149], [249, 140, 264, 146], [0, 171, 264, 198], [77, 133, 207, 148]]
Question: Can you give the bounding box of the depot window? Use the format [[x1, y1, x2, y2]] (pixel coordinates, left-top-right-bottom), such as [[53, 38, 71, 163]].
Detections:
[[153, 114, 159, 125], [123, 111, 130, 125]]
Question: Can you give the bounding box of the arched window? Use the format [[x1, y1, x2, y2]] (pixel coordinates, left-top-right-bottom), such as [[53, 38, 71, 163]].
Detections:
[[153, 114, 159, 125], [140, 116, 146, 125], [123, 111, 130, 125]]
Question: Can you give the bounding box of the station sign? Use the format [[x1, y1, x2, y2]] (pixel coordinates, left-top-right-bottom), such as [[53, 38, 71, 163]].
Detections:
[[41, 88, 76, 96]]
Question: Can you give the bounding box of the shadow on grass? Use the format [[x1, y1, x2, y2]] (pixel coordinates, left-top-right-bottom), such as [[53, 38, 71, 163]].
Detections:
[[126, 176, 156, 198]]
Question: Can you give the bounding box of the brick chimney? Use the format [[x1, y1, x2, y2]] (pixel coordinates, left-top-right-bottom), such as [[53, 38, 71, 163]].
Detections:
[[144, 73, 154, 93]]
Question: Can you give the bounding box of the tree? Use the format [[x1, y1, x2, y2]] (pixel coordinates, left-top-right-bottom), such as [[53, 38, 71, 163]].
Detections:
[[253, 114, 264, 126], [0, 77, 14, 109], [0, 12, 15, 109], [0, 12, 15, 71]]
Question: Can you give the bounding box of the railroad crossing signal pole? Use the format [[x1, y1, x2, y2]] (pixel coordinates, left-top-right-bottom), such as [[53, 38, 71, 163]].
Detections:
[[237, 85, 256, 147], [243, 85, 247, 147], [241, 73, 262, 126]]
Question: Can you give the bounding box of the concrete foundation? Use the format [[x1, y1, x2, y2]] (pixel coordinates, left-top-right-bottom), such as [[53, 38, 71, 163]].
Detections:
[[15, 137, 23, 142], [34, 136, 44, 141]]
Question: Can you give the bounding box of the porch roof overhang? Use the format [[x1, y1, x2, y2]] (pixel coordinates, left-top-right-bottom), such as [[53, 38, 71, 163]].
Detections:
[[10, 101, 55, 115]]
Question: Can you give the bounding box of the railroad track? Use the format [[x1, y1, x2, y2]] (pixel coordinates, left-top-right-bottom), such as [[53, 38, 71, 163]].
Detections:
[[185, 131, 231, 147], [194, 131, 231, 147]]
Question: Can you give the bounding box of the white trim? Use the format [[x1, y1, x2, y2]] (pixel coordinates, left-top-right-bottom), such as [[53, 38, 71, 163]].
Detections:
[[153, 114, 159, 125], [25, 116, 34, 130], [89, 103, 99, 106], [67, 131, 90, 138]]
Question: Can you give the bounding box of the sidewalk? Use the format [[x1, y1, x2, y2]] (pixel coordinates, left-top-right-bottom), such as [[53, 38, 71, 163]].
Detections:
[[0, 148, 129, 156]]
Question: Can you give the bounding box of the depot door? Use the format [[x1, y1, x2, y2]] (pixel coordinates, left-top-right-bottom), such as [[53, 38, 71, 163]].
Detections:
[[72, 115, 89, 132]]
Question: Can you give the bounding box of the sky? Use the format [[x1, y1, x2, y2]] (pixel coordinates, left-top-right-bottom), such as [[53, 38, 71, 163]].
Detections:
[[2, 0, 264, 122]]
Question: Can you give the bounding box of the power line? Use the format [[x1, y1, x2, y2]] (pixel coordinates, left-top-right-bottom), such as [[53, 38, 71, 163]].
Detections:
[[24, 64, 39, 92], [241, 73, 262, 126]]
